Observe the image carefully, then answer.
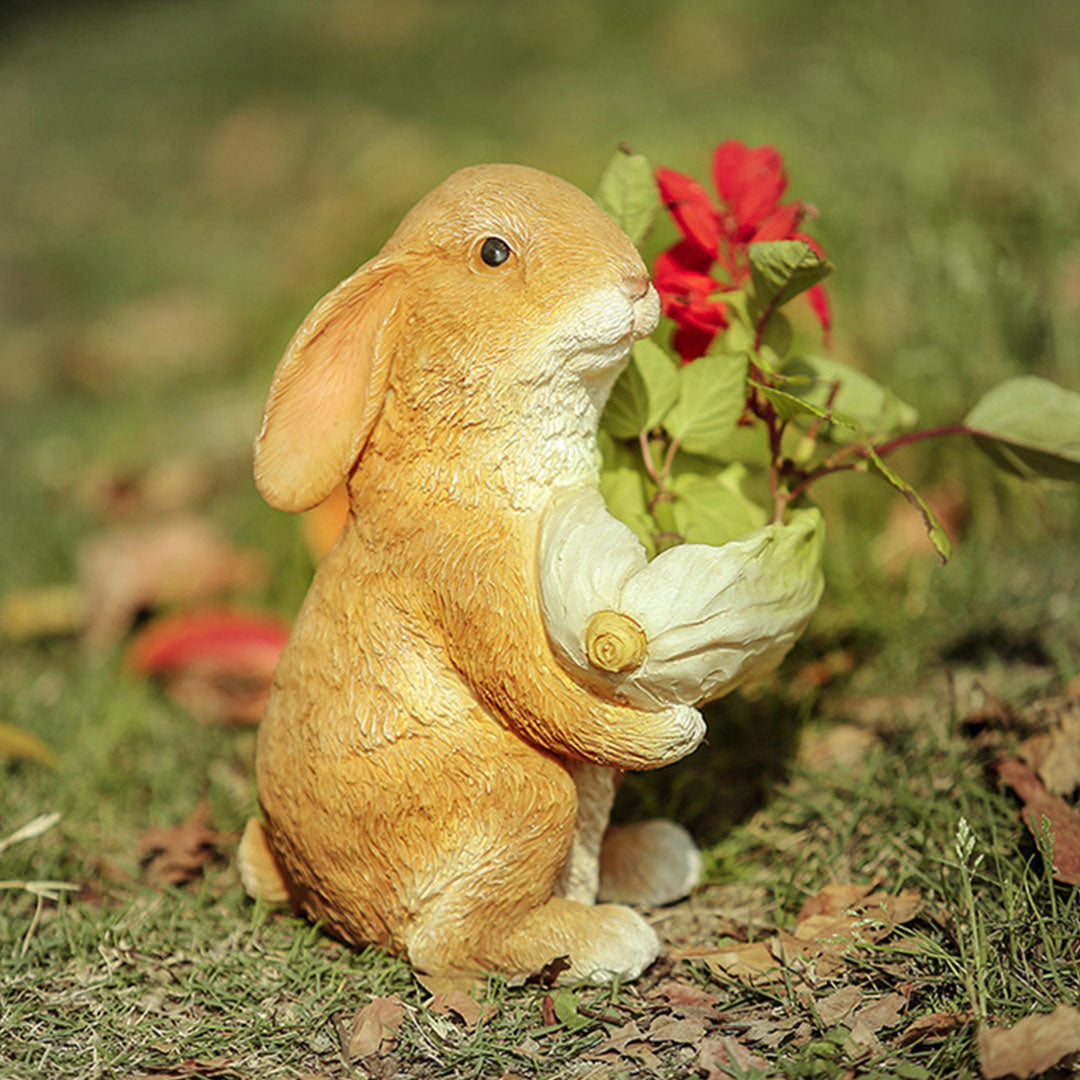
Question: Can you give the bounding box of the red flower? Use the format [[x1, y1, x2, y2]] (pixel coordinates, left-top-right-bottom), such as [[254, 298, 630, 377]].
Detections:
[[655, 141, 830, 361]]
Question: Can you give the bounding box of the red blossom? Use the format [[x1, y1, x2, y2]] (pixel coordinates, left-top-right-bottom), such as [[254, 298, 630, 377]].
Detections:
[[654, 140, 829, 361]]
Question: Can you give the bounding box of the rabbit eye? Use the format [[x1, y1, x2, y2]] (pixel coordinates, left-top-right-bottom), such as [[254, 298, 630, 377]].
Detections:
[[480, 236, 511, 267]]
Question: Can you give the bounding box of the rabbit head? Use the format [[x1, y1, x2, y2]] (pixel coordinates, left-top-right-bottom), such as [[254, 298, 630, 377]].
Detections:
[[254, 164, 659, 514]]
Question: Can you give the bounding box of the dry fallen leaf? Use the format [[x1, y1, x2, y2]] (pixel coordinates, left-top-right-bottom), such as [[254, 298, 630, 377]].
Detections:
[[80, 517, 265, 649], [679, 939, 785, 986], [850, 992, 907, 1035], [978, 1005, 1080, 1079], [897, 1009, 973, 1047], [997, 758, 1080, 884], [591, 1020, 644, 1055], [137, 802, 228, 887], [1018, 698, 1080, 797], [646, 1015, 707, 1045], [346, 995, 408, 1061], [426, 990, 487, 1030], [652, 978, 724, 1018], [678, 883, 920, 989], [815, 985, 863, 1025], [699, 1035, 773, 1079], [797, 881, 880, 922]]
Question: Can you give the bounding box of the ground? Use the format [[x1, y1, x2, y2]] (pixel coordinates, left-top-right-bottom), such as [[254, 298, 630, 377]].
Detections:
[[2, 2, 1080, 1078]]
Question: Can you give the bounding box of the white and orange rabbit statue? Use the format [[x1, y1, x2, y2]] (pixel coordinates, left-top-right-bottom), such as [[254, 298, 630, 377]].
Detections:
[[240, 164, 823, 984]]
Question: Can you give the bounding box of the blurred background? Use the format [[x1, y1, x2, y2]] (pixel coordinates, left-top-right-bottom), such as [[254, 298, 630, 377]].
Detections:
[[2, 0, 1079, 832]]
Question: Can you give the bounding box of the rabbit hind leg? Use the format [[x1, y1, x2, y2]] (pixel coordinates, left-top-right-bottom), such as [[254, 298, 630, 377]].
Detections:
[[402, 783, 660, 985]]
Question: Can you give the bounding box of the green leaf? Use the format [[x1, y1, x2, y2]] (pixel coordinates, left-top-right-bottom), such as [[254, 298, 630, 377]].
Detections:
[[600, 339, 681, 439], [867, 447, 952, 564], [0, 720, 57, 767], [784, 354, 919, 440], [748, 240, 832, 315], [963, 375, 1080, 483], [671, 465, 768, 547], [597, 431, 656, 556], [664, 354, 748, 458], [593, 149, 660, 247], [754, 382, 860, 433], [551, 989, 593, 1032]]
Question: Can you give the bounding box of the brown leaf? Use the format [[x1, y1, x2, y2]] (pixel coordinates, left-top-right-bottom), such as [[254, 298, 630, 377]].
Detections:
[[541, 995, 557, 1027], [426, 990, 486, 1029], [682, 940, 785, 986], [590, 1020, 644, 1055], [897, 1010, 973, 1046], [1018, 700, 1080, 796], [137, 802, 228, 887], [699, 1035, 773, 1079], [850, 992, 907, 1036], [647, 1015, 707, 1045], [816, 985, 863, 1025], [347, 995, 408, 1061], [535, 954, 572, 986], [978, 1005, 1080, 1079], [653, 979, 724, 1018], [998, 758, 1080, 884], [742, 1014, 812, 1049], [80, 517, 265, 649], [797, 881, 879, 922]]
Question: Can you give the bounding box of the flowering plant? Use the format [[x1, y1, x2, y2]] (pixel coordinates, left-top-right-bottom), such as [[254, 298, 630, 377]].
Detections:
[[593, 145, 1080, 565]]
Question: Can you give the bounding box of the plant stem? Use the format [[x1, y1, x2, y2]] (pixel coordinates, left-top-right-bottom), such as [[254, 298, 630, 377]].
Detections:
[[781, 424, 975, 511], [873, 424, 973, 458]]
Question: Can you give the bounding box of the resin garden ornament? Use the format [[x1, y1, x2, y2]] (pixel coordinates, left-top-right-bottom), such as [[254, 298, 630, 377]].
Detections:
[[239, 163, 825, 985]]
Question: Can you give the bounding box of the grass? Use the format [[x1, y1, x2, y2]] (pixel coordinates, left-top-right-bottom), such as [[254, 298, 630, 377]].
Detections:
[[3, 0, 1080, 1077]]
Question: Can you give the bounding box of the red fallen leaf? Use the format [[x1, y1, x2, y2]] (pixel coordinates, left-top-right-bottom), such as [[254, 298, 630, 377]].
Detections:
[[80, 516, 265, 649], [997, 758, 1080, 884], [978, 1005, 1080, 1079], [137, 802, 229, 887], [127, 609, 289, 724]]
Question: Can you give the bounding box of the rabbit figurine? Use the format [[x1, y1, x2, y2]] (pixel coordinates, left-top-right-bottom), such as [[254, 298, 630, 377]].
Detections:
[[240, 163, 823, 984]]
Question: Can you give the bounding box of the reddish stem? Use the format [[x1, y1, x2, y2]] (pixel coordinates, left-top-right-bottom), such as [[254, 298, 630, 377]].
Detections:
[[783, 424, 975, 507]]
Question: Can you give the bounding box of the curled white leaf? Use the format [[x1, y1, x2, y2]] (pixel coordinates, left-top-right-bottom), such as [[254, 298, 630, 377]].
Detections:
[[539, 487, 824, 710]]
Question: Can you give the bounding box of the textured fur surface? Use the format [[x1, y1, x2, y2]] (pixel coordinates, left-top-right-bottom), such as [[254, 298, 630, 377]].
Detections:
[[246, 165, 703, 983]]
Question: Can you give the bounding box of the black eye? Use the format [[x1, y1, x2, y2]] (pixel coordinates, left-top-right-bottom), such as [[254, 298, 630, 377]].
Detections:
[[480, 236, 511, 267]]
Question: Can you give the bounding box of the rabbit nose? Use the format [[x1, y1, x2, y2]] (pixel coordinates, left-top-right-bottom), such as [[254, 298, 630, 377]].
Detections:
[[623, 273, 652, 301]]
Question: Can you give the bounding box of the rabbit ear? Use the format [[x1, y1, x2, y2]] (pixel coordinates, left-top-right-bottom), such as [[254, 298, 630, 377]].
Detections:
[[254, 263, 402, 513]]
